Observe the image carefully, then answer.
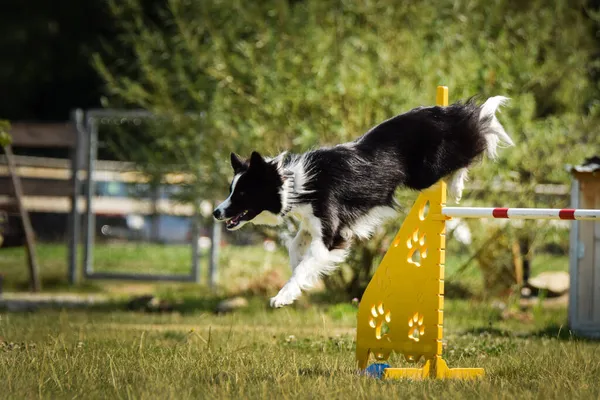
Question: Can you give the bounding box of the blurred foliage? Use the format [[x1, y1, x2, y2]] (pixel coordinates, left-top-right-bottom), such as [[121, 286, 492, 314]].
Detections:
[[95, 0, 600, 298], [0, 120, 11, 147], [0, 0, 115, 121], [0, 120, 10, 247]]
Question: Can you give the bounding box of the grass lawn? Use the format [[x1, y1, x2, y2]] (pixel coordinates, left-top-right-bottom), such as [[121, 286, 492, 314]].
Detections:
[[0, 242, 290, 293], [1, 241, 587, 398], [1, 300, 598, 399], [0, 242, 569, 294]]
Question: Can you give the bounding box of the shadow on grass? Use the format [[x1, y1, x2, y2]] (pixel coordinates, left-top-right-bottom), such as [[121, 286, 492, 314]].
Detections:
[[531, 324, 599, 341], [463, 326, 515, 337], [207, 367, 349, 385], [0, 294, 231, 314], [297, 367, 342, 377], [88, 295, 232, 314], [463, 324, 599, 342], [20, 279, 101, 293]]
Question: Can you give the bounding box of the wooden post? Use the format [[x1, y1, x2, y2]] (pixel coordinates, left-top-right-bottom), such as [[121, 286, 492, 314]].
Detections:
[[208, 219, 221, 289], [68, 109, 84, 285], [2, 144, 41, 292], [190, 208, 202, 284], [150, 182, 160, 243]]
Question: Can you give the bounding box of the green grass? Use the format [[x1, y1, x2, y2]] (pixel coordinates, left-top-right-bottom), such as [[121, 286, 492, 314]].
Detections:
[[1, 300, 598, 399], [0, 243, 290, 293], [0, 242, 569, 296], [0, 242, 590, 398]]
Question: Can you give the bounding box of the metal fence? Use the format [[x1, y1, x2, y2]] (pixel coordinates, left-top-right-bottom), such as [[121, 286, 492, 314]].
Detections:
[[68, 109, 220, 286]]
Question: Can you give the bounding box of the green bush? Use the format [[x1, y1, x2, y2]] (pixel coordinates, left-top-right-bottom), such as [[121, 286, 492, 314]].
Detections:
[[95, 0, 600, 297]]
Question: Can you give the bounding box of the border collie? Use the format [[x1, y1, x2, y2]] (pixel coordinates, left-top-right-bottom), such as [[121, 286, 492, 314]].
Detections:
[[213, 97, 513, 307]]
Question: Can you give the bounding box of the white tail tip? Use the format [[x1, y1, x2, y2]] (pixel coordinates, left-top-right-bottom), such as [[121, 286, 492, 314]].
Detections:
[[480, 96, 514, 159]]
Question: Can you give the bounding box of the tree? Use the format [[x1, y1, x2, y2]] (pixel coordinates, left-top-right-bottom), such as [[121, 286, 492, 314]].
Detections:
[[0, 0, 123, 121], [0, 120, 10, 247], [95, 0, 600, 298], [0, 120, 10, 147]]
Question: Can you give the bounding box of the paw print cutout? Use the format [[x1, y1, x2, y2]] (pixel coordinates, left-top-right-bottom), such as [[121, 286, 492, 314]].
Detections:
[[408, 312, 425, 342], [406, 229, 427, 266], [368, 303, 391, 341]]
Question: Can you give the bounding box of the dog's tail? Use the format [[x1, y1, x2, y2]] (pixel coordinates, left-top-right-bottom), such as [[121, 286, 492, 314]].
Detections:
[[479, 96, 514, 159], [446, 96, 513, 202]]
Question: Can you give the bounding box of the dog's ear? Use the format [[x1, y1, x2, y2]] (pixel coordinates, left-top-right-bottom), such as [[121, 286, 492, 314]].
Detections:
[[230, 152, 246, 174], [249, 151, 266, 168]]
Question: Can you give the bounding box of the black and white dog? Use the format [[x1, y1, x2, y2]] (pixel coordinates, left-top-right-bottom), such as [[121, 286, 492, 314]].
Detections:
[[213, 97, 513, 307]]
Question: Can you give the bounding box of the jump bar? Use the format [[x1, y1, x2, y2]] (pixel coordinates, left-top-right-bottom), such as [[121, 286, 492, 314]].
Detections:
[[442, 207, 600, 221]]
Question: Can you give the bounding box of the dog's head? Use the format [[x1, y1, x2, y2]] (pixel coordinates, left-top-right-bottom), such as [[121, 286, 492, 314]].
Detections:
[[213, 151, 285, 230]]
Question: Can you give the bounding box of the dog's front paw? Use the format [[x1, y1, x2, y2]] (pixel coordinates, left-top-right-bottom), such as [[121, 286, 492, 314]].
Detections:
[[269, 295, 291, 308], [270, 283, 301, 308]]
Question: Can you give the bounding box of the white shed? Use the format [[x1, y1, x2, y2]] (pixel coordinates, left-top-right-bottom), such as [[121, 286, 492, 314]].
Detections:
[[569, 156, 600, 338]]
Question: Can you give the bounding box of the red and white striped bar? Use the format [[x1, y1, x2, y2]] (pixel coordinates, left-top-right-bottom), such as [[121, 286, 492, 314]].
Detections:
[[442, 207, 600, 221]]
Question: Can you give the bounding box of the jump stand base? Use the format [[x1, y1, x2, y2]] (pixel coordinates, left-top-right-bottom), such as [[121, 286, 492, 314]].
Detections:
[[383, 357, 484, 380]]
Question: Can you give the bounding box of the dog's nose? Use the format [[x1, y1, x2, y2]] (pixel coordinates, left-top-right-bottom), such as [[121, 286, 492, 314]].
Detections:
[[213, 209, 222, 220]]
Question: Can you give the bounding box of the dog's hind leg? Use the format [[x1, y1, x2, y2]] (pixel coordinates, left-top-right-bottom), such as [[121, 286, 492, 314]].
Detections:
[[271, 237, 348, 308]]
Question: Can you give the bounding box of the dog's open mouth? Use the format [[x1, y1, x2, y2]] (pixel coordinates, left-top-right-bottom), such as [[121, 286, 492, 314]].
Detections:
[[225, 210, 249, 230]]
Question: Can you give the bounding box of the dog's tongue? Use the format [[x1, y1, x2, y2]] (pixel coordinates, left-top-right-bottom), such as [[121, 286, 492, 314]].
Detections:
[[226, 216, 240, 229], [226, 212, 245, 229]]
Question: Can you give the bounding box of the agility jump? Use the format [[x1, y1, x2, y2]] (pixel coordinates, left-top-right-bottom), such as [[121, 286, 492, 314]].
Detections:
[[356, 86, 600, 380]]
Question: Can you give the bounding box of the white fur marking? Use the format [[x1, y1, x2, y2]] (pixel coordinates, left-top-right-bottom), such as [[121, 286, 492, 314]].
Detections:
[[279, 175, 293, 214], [270, 203, 348, 308], [288, 155, 315, 196], [289, 224, 311, 271], [448, 168, 469, 203], [290, 204, 314, 223], [272, 153, 317, 217], [230, 173, 242, 192], [215, 173, 242, 214], [268, 152, 287, 172], [270, 237, 348, 307], [445, 96, 513, 203], [350, 206, 398, 240], [480, 96, 514, 159]]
